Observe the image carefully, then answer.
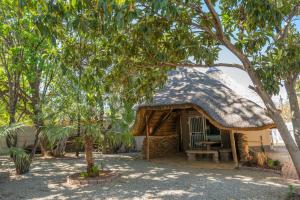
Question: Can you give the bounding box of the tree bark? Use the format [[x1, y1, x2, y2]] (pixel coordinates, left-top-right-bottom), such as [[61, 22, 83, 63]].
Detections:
[[5, 70, 20, 148], [75, 116, 81, 157], [271, 111, 300, 175], [84, 134, 95, 175], [285, 76, 300, 148], [28, 68, 45, 159]]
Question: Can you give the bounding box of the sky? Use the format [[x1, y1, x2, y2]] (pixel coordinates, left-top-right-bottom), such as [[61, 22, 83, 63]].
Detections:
[[216, 47, 286, 105], [215, 19, 300, 105]]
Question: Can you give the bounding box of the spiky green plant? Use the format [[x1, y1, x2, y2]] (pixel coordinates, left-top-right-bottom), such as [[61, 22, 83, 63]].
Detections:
[[9, 147, 31, 175], [0, 123, 31, 174], [43, 124, 75, 157], [0, 123, 25, 147]]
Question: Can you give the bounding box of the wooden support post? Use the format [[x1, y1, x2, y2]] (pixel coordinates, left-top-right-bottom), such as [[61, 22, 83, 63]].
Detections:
[[230, 130, 238, 167], [141, 110, 154, 134], [146, 115, 150, 161]]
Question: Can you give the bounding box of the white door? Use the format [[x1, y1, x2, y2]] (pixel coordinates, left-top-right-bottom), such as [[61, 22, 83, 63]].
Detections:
[[189, 116, 207, 149]]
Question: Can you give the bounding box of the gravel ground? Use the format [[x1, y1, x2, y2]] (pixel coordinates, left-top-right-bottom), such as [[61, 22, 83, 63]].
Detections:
[[0, 153, 299, 200]]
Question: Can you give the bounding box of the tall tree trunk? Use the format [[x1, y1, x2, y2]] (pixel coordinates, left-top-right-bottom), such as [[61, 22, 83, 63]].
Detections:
[[6, 71, 20, 148], [75, 115, 81, 157], [271, 111, 300, 175], [30, 126, 42, 159], [39, 135, 51, 157], [29, 68, 44, 159], [84, 134, 94, 176], [218, 24, 300, 177], [6, 116, 17, 148], [244, 63, 300, 177], [285, 76, 300, 148]]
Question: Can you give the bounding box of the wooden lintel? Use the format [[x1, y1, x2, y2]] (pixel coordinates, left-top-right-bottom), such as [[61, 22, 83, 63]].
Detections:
[[230, 130, 238, 167], [152, 109, 173, 135]]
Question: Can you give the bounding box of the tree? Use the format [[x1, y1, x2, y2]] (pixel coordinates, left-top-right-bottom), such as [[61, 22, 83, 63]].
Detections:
[[0, 0, 63, 173], [118, 0, 300, 176], [0, 0, 25, 148]]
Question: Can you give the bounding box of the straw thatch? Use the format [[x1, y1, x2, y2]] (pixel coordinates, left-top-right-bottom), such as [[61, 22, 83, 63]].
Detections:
[[133, 68, 275, 135]]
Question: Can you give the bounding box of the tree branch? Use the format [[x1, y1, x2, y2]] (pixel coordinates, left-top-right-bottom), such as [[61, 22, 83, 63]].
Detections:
[[158, 62, 245, 70], [277, 3, 300, 41], [204, 0, 225, 40]]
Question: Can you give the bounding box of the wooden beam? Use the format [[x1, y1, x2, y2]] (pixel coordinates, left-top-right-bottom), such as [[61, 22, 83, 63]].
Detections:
[[141, 110, 155, 134], [152, 109, 173, 135], [146, 115, 150, 161], [230, 130, 238, 167]]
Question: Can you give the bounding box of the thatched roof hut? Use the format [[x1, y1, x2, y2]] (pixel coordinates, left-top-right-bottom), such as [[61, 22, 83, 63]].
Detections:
[[133, 68, 275, 135], [132, 68, 275, 163]]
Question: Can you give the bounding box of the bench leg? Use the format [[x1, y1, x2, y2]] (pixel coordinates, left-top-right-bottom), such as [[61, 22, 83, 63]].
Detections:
[[213, 153, 219, 163], [187, 154, 196, 161]]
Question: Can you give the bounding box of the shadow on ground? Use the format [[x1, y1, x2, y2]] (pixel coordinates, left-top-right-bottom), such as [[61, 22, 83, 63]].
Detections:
[[0, 153, 299, 200]]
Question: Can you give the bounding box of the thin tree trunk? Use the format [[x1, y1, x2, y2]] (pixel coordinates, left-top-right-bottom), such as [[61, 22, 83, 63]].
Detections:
[[84, 134, 94, 176], [30, 125, 43, 159], [6, 71, 20, 148], [29, 68, 44, 159], [76, 116, 81, 157]]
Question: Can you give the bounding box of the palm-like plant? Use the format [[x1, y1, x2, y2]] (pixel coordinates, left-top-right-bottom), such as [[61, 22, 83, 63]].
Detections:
[[0, 123, 31, 174], [43, 124, 75, 157]]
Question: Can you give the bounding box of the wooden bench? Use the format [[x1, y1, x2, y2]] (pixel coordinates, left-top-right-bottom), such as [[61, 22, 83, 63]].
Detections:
[[186, 150, 219, 163]]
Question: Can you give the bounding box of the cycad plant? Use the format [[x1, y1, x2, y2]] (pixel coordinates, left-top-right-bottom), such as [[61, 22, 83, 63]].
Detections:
[[0, 123, 31, 174], [43, 124, 75, 157]]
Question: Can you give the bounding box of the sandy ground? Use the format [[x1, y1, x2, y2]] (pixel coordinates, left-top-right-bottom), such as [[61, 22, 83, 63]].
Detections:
[[0, 153, 299, 200], [267, 146, 299, 179]]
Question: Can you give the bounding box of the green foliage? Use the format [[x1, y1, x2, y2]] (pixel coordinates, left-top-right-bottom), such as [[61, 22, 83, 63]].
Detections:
[[0, 123, 25, 137], [81, 165, 101, 177], [9, 147, 31, 174], [273, 159, 281, 167], [3, 0, 299, 174], [43, 124, 75, 147], [91, 165, 100, 175], [80, 172, 88, 178], [267, 158, 274, 168], [120, 0, 300, 96], [0, 123, 26, 148], [287, 185, 294, 199]]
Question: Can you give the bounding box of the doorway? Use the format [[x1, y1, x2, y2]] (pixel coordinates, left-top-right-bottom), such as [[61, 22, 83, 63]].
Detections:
[[189, 116, 207, 149]]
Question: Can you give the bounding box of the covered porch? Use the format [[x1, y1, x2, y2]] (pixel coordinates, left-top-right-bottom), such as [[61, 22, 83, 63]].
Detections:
[[135, 106, 241, 167]]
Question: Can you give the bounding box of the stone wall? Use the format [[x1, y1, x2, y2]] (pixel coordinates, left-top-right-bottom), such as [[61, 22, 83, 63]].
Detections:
[[142, 135, 178, 159]]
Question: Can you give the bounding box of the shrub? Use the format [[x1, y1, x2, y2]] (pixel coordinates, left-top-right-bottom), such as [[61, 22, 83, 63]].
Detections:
[[80, 172, 88, 178], [273, 160, 281, 167], [267, 159, 274, 168], [10, 147, 31, 175]]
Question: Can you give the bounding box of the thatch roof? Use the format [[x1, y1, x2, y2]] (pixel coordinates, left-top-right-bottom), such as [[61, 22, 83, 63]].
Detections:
[[206, 68, 265, 107], [133, 68, 275, 135]]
